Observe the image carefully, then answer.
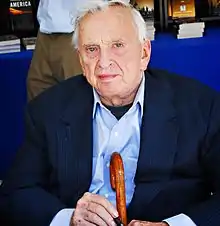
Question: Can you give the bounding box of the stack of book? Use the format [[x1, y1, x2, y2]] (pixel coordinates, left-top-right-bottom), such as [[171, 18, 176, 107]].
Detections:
[[21, 37, 36, 50], [174, 21, 205, 39], [146, 20, 156, 41], [0, 35, 20, 54]]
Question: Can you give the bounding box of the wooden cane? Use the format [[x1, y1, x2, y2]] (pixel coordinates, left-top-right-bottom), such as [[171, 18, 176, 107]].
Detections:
[[110, 152, 127, 226]]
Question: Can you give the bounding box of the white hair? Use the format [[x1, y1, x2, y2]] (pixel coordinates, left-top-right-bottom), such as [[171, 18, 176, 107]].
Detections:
[[72, 0, 148, 49]]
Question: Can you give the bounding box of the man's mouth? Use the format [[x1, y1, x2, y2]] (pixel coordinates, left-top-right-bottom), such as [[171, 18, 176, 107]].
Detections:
[[97, 74, 118, 81]]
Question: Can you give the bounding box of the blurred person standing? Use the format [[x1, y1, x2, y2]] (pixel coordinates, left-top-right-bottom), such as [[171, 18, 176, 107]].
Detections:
[[27, 0, 90, 100]]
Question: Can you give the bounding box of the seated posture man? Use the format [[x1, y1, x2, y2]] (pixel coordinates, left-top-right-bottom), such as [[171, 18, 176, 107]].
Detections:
[[1, 1, 220, 226]]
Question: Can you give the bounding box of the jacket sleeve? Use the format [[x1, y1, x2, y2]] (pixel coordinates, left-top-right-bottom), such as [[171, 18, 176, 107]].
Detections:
[[185, 91, 220, 226], [0, 106, 66, 226]]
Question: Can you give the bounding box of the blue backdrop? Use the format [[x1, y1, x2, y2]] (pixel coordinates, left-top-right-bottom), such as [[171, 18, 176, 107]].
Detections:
[[0, 28, 220, 179]]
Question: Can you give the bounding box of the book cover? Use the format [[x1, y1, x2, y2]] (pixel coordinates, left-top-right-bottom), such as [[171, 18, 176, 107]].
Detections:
[[171, 0, 196, 18], [133, 0, 155, 21], [208, 0, 220, 16], [9, 0, 35, 32]]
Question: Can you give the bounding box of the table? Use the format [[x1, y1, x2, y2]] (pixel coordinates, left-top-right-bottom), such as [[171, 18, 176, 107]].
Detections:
[[0, 28, 220, 178], [150, 27, 220, 91], [0, 51, 32, 178]]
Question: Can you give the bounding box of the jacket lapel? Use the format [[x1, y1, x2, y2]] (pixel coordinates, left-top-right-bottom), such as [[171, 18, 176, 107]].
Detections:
[[127, 70, 179, 217], [58, 77, 94, 205]]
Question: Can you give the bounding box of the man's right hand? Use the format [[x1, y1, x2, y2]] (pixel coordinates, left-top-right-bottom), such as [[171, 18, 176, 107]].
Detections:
[[70, 192, 119, 226]]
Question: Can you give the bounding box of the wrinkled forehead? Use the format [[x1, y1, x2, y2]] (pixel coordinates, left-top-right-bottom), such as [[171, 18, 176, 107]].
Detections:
[[78, 6, 138, 45]]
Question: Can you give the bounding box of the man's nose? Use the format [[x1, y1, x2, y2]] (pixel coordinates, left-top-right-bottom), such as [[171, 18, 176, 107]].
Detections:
[[98, 48, 112, 69]]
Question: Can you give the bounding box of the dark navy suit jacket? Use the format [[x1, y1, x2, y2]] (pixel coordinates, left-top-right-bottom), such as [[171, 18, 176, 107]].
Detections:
[[1, 69, 220, 226]]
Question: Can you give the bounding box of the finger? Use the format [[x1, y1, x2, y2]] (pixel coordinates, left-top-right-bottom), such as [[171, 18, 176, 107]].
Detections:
[[71, 217, 96, 226], [128, 220, 150, 226], [75, 197, 115, 226], [84, 210, 111, 226], [128, 220, 141, 226], [87, 201, 116, 226], [72, 203, 89, 225], [83, 192, 119, 218]]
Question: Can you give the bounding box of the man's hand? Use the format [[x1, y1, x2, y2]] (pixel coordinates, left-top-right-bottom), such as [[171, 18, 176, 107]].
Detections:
[[128, 220, 169, 226], [70, 192, 118, 226]]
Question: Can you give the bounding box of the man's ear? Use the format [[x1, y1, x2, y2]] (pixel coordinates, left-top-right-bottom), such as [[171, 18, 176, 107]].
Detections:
[[140, 39, 151, 71]]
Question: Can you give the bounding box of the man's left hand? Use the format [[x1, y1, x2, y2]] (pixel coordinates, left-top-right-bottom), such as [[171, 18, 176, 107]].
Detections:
[[128, 220, 169, 226]]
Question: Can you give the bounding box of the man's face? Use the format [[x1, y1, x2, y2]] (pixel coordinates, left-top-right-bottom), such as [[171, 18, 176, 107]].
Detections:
[[78, 6, 151, 101]]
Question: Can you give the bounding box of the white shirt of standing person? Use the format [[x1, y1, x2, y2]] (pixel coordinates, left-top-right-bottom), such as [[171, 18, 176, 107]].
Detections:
[[37, 0, 130, 34], [37, 0, 90, 33]]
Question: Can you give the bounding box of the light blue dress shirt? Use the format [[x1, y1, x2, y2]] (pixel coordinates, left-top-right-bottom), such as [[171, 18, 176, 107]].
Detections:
[[37, 0, 90, 33], [88, 76, 144, 207], [50, 76, 196, 225]]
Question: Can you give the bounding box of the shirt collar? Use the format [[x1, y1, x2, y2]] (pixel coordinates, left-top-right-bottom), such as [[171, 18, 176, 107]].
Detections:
[[92, 74, 145, 119]]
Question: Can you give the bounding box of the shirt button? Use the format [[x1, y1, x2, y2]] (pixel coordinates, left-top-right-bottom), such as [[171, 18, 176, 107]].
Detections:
[[104, 193, 109, 198], [106, 162, 110, 167], [114, 131, 118, 137]]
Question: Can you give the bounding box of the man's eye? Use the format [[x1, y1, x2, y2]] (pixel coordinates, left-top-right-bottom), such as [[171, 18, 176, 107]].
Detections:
[[87, 47, 97, 52], [113, 43, 124, 48]]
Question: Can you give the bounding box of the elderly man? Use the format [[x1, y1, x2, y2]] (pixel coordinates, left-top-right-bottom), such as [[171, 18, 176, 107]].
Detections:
[[1, 1, 220, 226]]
